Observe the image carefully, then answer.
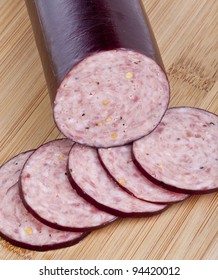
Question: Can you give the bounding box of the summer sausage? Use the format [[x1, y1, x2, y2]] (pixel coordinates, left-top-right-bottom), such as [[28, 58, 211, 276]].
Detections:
[[133, 107, 218, 194], [0, 151, 34, 193], [67, 144, 168, 217], [20, 139, 117, 231], [98, 145, 189, 203], [0, 152, 88, 251], [25, 0, 170, 148]]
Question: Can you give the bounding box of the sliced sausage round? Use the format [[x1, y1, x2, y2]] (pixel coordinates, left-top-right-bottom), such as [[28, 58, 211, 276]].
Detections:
[[0, 183, 88, 251], [133, 107, 218, 194], [68, 144, 168, 217], [20, 139, 117, 231], [0, 150, 33, 194], [98, 145, 189, 203], [0, 152, 87, 251]]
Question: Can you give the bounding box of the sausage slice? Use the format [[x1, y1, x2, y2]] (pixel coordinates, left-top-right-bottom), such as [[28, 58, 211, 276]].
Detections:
[[98, 145, 189, 203], [20, 139, 117, 231], [133, 107, 218, 194], [68, 144, 168, 217], [0, 152, 87, 251]]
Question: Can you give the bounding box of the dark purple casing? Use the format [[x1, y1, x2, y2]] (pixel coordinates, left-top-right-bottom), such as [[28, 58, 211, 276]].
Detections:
[[25, 0, 165, 102]]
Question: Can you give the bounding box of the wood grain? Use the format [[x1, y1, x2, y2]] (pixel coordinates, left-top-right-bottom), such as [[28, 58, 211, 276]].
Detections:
[[0, 0, 217, 260]]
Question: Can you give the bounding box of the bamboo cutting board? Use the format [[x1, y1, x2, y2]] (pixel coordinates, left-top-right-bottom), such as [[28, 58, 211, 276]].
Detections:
[[0, 0, 217, 260]]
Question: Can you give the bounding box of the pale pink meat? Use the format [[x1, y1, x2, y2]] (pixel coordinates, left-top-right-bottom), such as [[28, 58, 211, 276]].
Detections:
[[20, 139, 116, 230], [98, 145, 189, 203], [0, 151, 33, 196], [68, 144, 168, 216], [133, 107, 218, 193], [0, 183, 86, 249], [54, 50, 170, 147], [0, 151, 87, 250]]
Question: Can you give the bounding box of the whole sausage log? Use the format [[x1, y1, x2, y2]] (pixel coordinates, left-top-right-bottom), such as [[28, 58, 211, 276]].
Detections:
[[25, 0, 170, 147]]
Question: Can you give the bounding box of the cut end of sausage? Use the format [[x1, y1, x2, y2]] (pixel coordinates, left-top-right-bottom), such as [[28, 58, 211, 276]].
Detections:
[[133, 107, 218, 194], [54, 49, 170, 148]]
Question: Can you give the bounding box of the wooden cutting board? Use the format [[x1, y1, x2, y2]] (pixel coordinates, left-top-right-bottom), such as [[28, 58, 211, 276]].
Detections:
[[0, 0, 217, 260]]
